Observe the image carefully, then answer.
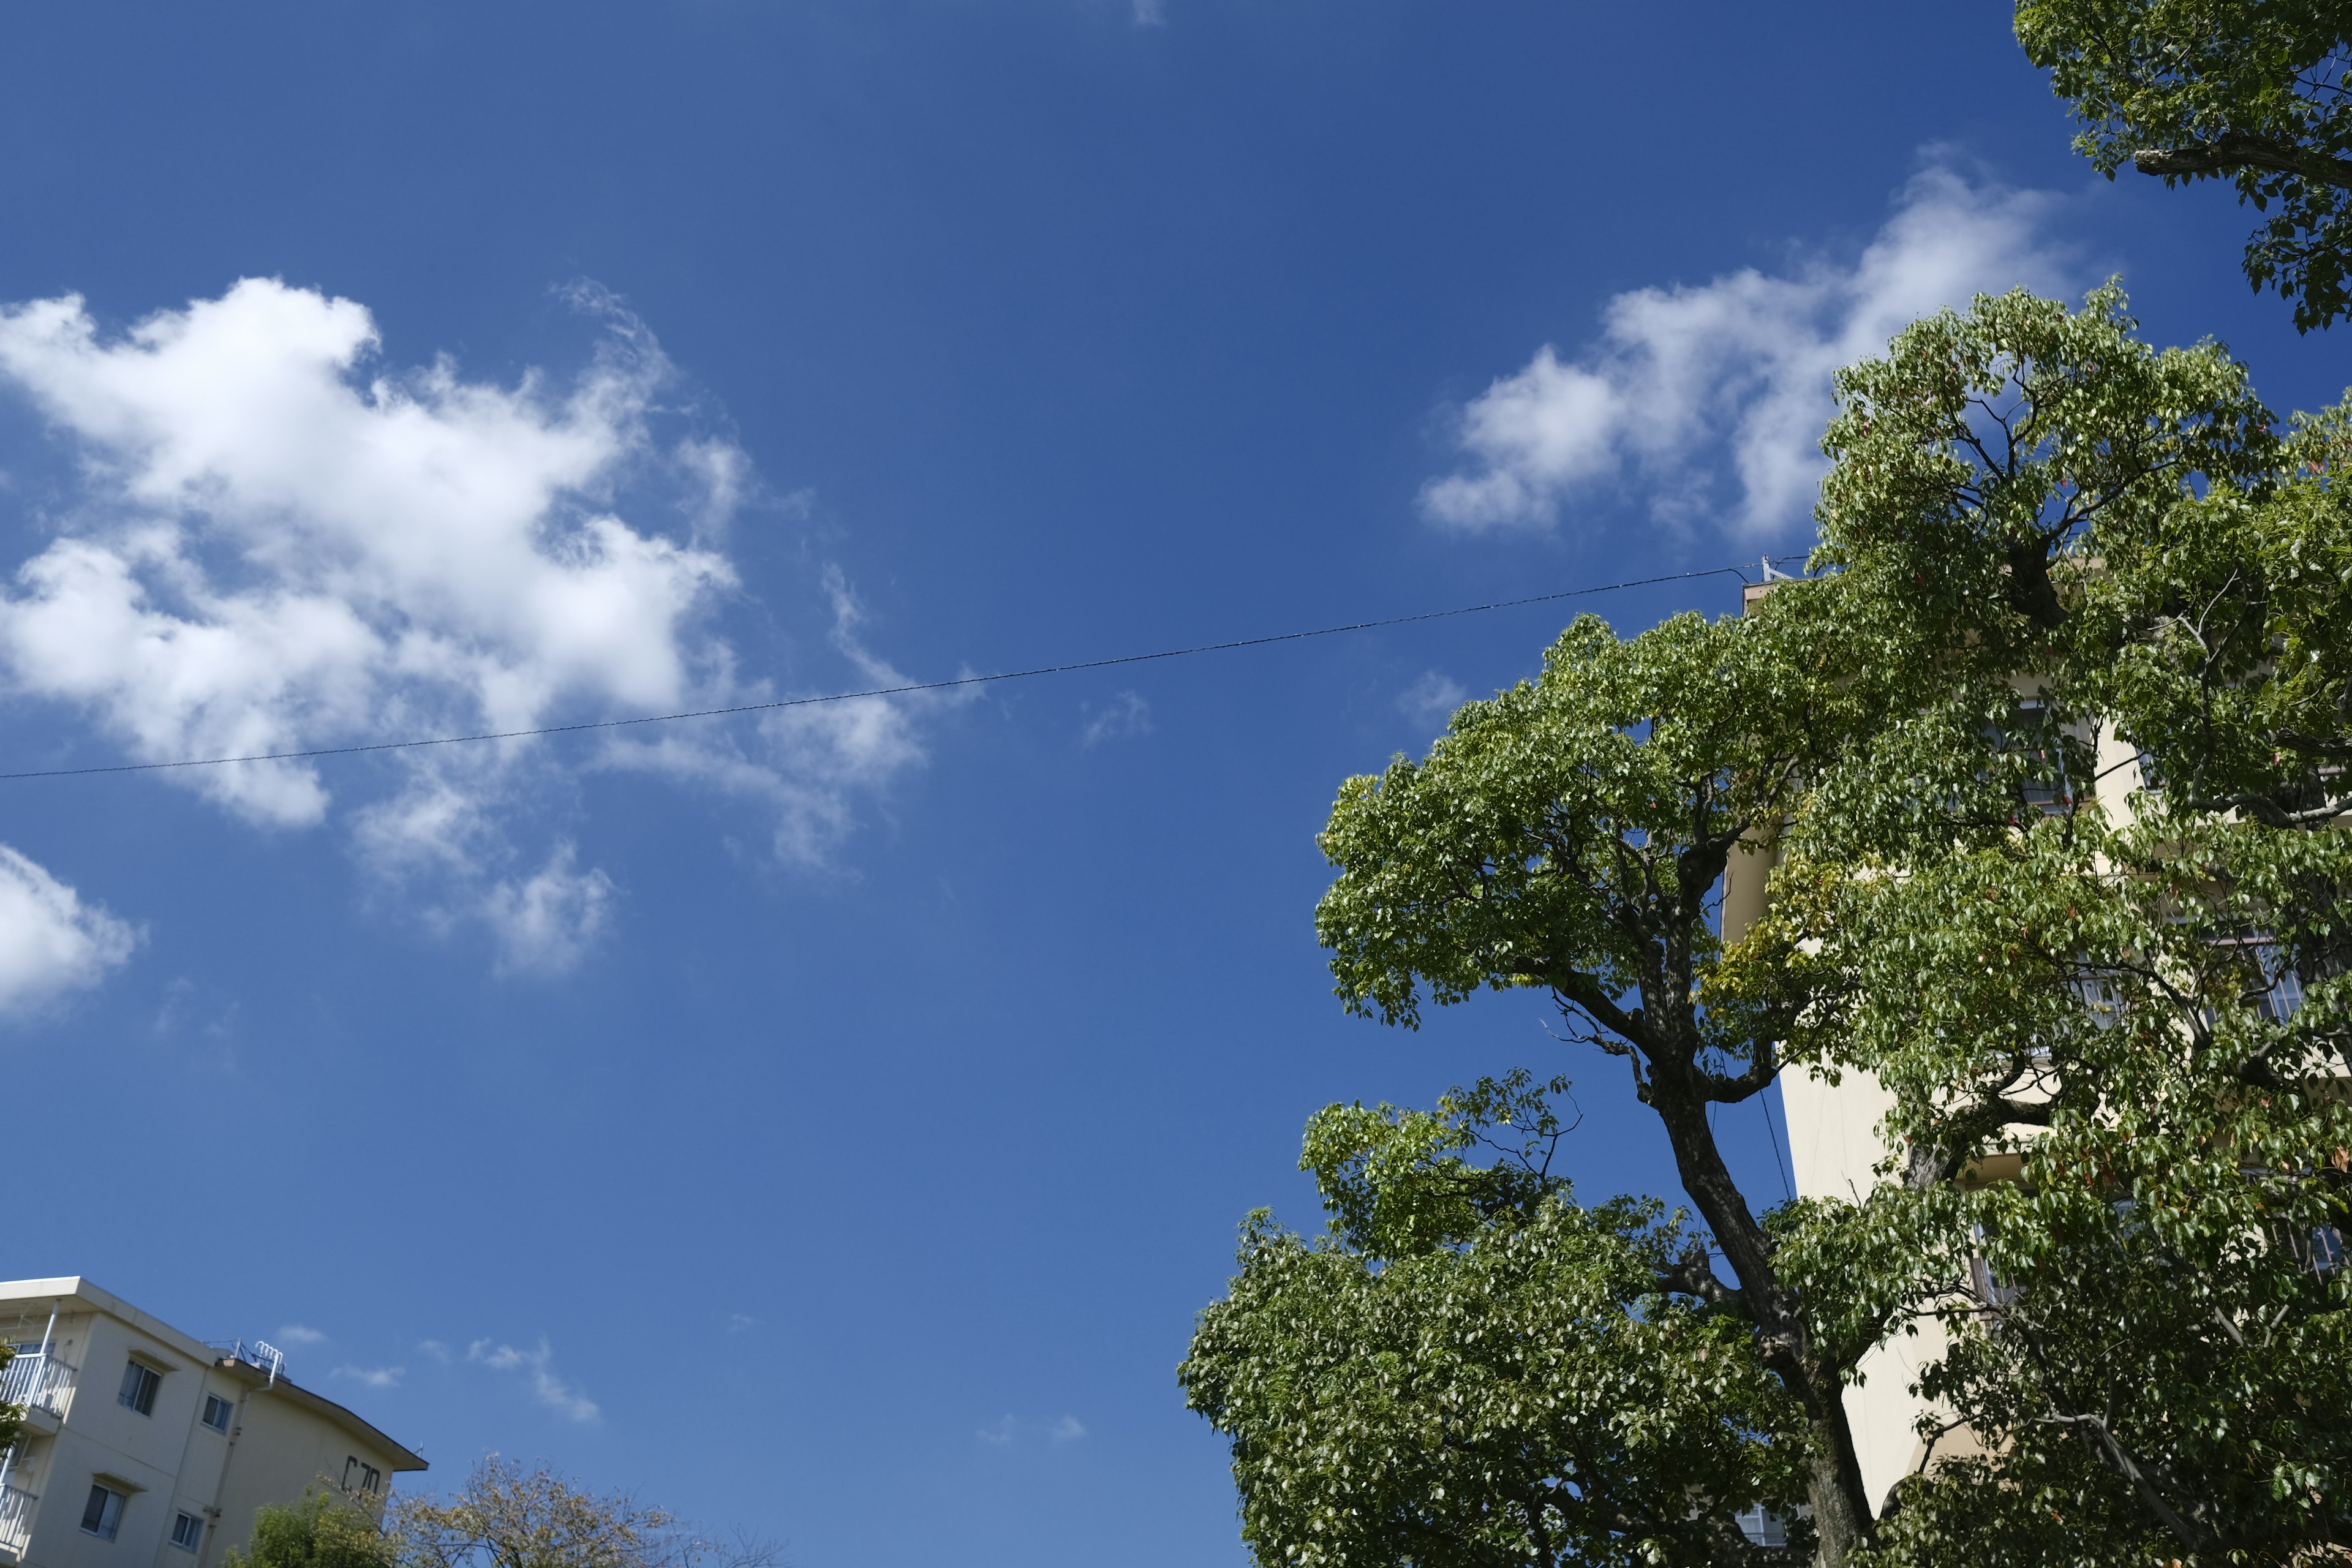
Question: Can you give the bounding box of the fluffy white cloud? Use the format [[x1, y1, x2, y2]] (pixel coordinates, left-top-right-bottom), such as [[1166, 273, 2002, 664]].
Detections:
[[0, 279, 929, 969], [0, 845, 136, 1015], [467, 1336, 598, 1423], [480, 845, 614, 976], [1420, 165, 2078, 538], [0, 279, 731, 824], [595, 565, 943, 864]]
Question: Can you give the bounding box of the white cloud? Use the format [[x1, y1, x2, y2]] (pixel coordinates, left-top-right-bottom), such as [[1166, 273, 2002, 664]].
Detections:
[[726, 1313, 756, 1333], [1079, 690, 1151, 748], [598, 565, 943, 866], [480, 844, 614, 976], [0, 280, 932, 968], [274, 1324, 328, 1348], [0, 845, 136, 1016], [331, 1365, 402, 1390], [1132, 0, 1166, 24], [467, 1336, 598, 1423], [1395, 670, 1468, 724], [417, 1340, 452, 1364], [1420, 164, 2078, 539], [154, 976, 238, 1042], [976, 1413, 1087, 1446]]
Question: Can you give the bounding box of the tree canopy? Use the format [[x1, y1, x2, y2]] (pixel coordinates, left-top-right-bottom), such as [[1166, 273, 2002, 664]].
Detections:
[[1188, 283, 2352, 1567], [1181, 1074, 1811, 1567], [226, 1458, 783, 1568], [229, 1491, 398, 1568], [2018, 0, 2352, 329], [391, 1457, 778, 1568]]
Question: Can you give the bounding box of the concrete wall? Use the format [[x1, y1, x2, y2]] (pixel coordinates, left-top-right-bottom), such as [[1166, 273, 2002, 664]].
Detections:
[[0, 1283, 419, 1568], [20, 1309, 216, 1568], [198, 1387, 410, 1568]]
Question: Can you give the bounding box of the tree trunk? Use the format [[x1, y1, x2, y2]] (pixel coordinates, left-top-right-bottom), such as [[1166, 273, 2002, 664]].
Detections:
[[1800, 1394, 1876, 1567], [1650, 1073, 1877, 1566]]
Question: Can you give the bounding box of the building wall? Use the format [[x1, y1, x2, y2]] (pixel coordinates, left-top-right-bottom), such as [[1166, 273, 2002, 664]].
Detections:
[[20, 1310, 206, 1568], [0, 1283, 419, 1568], [198, 1390, 409, 1568]]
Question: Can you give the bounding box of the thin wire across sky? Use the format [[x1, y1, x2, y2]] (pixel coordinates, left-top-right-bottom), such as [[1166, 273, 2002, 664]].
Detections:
[[0, 559, 1806, 783]]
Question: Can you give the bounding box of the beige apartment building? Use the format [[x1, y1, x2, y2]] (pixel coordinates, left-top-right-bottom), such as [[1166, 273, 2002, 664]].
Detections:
[[0, 1279, 423, 1568]]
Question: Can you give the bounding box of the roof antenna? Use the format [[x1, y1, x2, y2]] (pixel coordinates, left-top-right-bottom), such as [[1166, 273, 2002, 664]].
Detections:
[[1758, 556, 1792, 582]]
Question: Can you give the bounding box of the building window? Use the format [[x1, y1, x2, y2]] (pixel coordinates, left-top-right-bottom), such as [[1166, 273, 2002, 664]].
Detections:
[[2303, 1224, 2345, 1275], [80, 1483, 127, 1541], [201, 1393, 233, 1433], [2214, 932, 2308, 1023], [2068, 973, 2125, 1030], [118, 1360, 162, 1415], [2254, 948, 2306, 1023], [171, 1512, 204, 1551]]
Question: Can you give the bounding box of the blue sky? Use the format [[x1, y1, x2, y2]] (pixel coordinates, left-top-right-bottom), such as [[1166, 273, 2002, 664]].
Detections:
[[0, 5, 2343, 1566]]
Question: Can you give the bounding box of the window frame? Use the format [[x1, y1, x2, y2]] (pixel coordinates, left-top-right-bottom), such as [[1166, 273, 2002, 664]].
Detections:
[[80, 1482, 127, 1542], [170, 1511, 205, 1552], [200, 1393, 233, 1433], [118, 1357, 162, 1417]]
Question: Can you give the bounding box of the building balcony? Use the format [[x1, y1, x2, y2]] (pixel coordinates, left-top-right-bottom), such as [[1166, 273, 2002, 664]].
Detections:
[[0, 1350, 75, 1428], [0, 1482, 35, 1561]]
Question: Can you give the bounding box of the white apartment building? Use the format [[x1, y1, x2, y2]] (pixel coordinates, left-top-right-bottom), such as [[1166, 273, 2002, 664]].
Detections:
[[0, 1279, 423, 1568]]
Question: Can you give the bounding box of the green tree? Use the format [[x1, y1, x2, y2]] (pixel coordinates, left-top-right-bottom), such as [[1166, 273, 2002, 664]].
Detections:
[[1193, 282, 2352, 1566], [225, 1491, 397, 1568], [0, 1343, 22, 1458], [2018, 0, 2352, 329], [1305, 600, 1882, 1560], [1792, 282, 2352, 1560], [1180, 1072, 1812, 1566]]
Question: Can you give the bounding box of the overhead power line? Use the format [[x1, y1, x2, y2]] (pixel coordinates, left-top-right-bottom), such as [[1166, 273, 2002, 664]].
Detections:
[[0, 561, 1790, 784]]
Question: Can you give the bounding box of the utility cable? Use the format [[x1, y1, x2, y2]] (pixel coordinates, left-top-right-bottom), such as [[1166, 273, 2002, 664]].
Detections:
[[1762, 1088, 1795, 1205], [0, 560, 1795, 783]]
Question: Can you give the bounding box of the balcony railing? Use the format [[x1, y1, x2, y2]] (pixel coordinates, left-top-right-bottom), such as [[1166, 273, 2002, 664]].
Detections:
[[0, 1482, 36, 1558], [0, 1350, 75, 1419], [207, 1340, 287, 1384]]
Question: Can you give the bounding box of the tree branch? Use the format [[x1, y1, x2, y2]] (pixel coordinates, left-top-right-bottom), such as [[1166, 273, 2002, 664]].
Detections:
[[2133, 134, 2352, 190], [1656, 1251, 1749, 1319]]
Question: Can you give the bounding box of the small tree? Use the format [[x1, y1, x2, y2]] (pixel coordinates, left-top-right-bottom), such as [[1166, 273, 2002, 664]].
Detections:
[[225, 1491, 396, 1568], [392, 1457, 782, 1568]]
